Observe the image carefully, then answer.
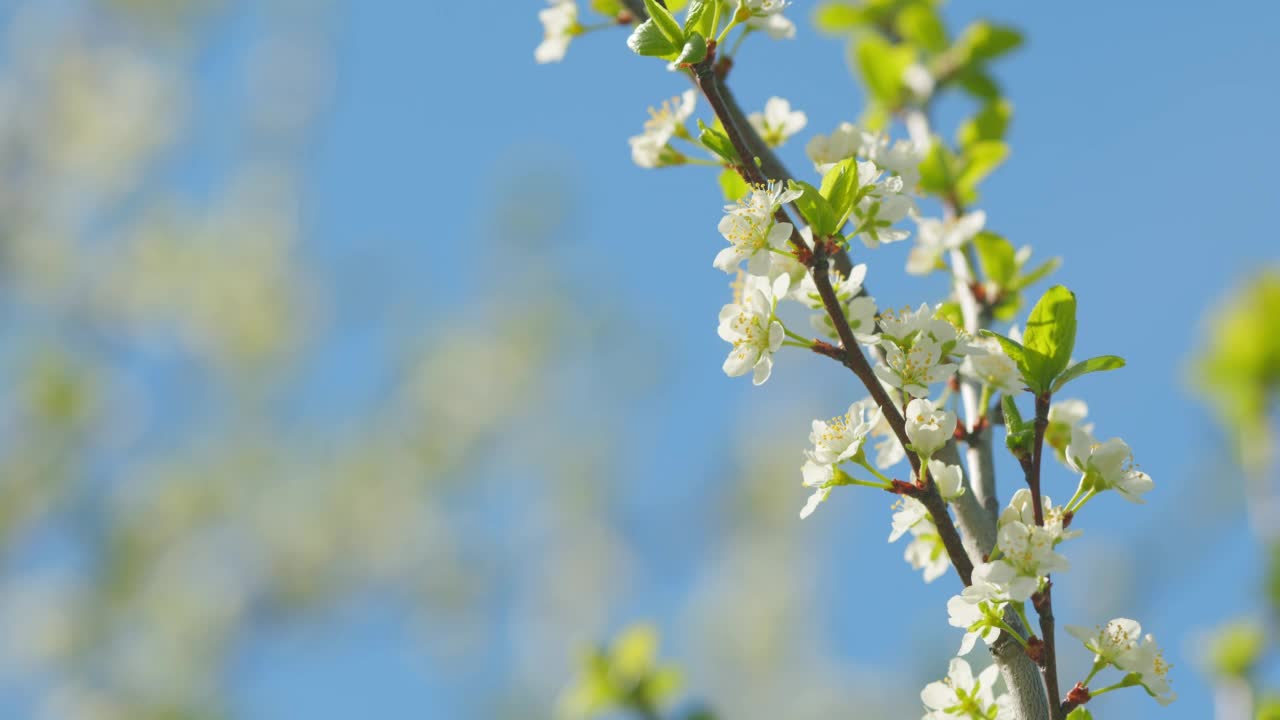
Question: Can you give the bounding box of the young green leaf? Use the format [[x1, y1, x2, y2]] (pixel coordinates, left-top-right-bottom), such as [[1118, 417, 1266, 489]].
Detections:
[[854, 35, 914, 106], [718, 167, 749, 201], [895, 4, 948, 53], [956, 140, 1009, 197], [1001, 394, 1025, 431], [1051, 355, 1125, 393], [698, 119, 739, 164], [973, 231, 1017, 288], [918, 142, 958, 196], [790, 180, 836, 238], [627, 19, 682, 58], [644, 0, 686, 45], [819, 158, 861, 229], [1022, 285, 1077, 390], [958, 99, 1012, 149], [684, 0, 718, 38], [674, 31, 708, 65], [957, 21, 1024, 64], [1009, 256, 1061, 292]]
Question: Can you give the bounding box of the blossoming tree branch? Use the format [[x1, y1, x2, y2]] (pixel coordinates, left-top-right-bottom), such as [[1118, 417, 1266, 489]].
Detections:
[[537, 1, 1173, 718]]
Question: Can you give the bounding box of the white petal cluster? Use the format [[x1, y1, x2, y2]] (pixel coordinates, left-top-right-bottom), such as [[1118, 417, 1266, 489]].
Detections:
[[999, 489, 1080, 544], [629, 90, 697, 169], [904, 398, 956, 459], [961, 336, 1023, 394], [850, 160, 914, 248], [798, 400, 880, 519], [791, 262, 878, 341], [906, 211, 987, 276], [920, 658, 1010, 720], [714, 180, 802, 276], [717, 274, 788, 385], [889, 497, 948, 582], [1065, 618, 1175, 706], [806, 123, 927, 187], [745, 0, 795, 39], [873, 304, 967, 398], [535, 0, 579, 64], [1046, 398, 1091, 465], [929, 459, 966, 501], [1065, 426, 1154, 503], [748, 97, 807, 147]]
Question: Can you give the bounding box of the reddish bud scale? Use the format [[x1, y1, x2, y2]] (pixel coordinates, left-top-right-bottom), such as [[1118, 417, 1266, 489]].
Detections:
[[1026, 636, 1045, 664], [1065, 683, 1091, 706], [889, 479, 923, 498]]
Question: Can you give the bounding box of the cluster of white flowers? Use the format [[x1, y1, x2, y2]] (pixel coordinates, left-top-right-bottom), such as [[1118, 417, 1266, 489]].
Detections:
[[907, 211, 987, 276], [717, 274, 788, 386], [1065, 425, 1154, 503], [535, 0, 579, 64], [629, 90, 697, 169], [874, 304, 969, 398], [744, 0, 796, 39], [1065, 618, 1175, 705], [748, 97, 807, 147], [539, 4, 1177, 715], [921, 658, 1014, 720], [799, 399, 879, 518]]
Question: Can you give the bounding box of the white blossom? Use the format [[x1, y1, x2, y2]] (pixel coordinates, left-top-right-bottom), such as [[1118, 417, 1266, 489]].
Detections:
[[1065, 426, 1154, 503], [1065, 618, 1143, 667], [717, 274, 788, 385], [1121, 633, 1176, 706], [792, 263, 879, 342], [929, 460, 965, 500], [745, 0, 795, 39], [906, 211, 987, 276], [961, 336, 1023, 394], [904, 525, 949, 583], [628, 90, 697, 169], [997, 520, 1069, 581], [714, 181, 801, 276], [805, 122, 875, 172], [921, 658, 1002, 720], [535, 0, 579, 64], [947, 594, 1002, 656], [903, 62, 936, 99], [904, 398, 955, 458], [999, 488, 1080, 543], [807, 399, 880, 466], [852, 161, 915, 248], [877, 339, 957, 398], [889, 496, 929, 542], [748, 97, 807, 147]]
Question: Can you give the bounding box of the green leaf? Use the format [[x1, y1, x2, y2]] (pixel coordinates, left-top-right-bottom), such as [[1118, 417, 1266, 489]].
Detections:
[[612, 624, 659, 680], [1022, 285, 1077, 391], [956, 140, 1009, 196], [627, 19, 682, 58], [819, 158, 861, 229], [790, 180, 836, 238], [674, 31, 708, 65], [814, 3, 866, 34], [1051, 355, 1125, 393], [1011, 256, 1061, 291], [973, 231, 1017, 288], [684, 0, 718, 39], [854, 35, 914, 106], [718, 168, 749, 201], [591, 0, 626, 16], [1001, 394, 1025, 431], [895, 5, 948, 53], [917, 141, 957, 196], [955, 68, 1000, 100], [962, 22, 1023, 63], [698, 119, 739, 164], [958, 99, 1012, 149], [1064, 708, 1093, 720], [644, 0, 686, 45]]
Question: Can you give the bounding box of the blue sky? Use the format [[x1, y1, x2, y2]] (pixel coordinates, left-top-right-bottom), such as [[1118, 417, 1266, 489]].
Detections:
[[286, 1, 1280, 718], [6, 1, 1273, 718]]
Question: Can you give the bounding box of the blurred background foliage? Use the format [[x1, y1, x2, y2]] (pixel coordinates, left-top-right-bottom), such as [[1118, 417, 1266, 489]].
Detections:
[[0, 1, 1275, 719]]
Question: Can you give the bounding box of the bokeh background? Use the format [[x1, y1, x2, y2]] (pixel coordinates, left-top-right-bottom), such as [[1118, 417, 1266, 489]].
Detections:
[[0, 0, 1276, 718]]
